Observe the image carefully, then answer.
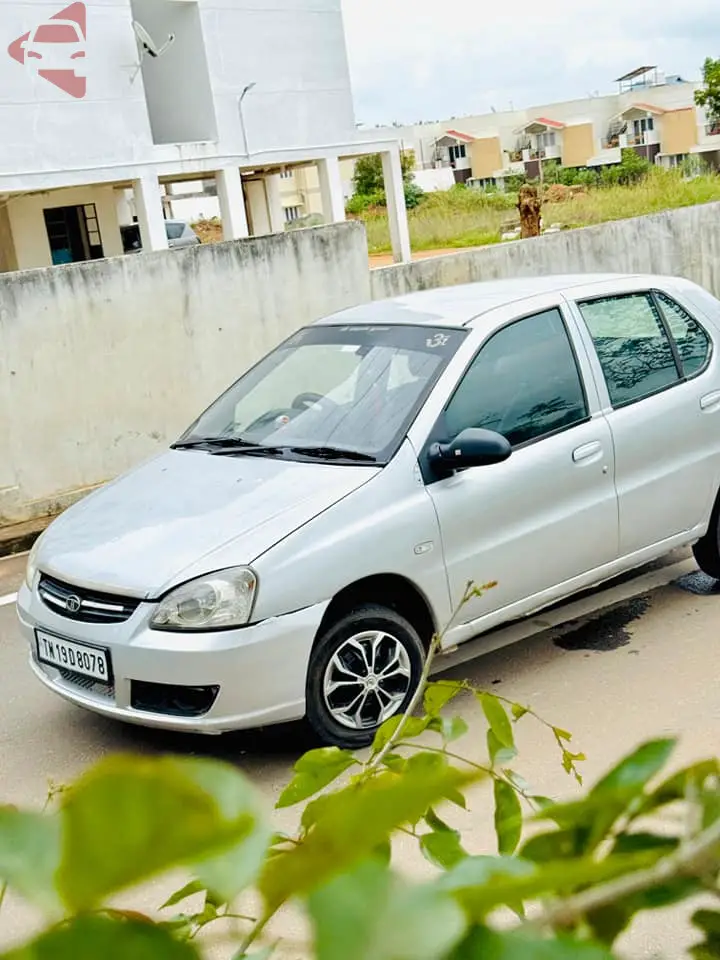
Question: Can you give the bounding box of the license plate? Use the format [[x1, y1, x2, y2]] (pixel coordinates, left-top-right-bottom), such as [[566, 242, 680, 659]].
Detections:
[[35, 631, 112, 684]]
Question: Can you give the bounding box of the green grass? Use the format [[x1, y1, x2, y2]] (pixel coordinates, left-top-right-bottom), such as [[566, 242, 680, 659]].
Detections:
[[361, 169, 720, 256]]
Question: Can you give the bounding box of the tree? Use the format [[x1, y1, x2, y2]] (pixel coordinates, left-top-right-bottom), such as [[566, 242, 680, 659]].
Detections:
[[351, 151, 424, 210], [695, 57, 720, 124]]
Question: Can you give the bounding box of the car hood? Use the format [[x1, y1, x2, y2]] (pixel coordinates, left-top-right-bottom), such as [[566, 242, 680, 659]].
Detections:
[[37, 449, 379, 598]]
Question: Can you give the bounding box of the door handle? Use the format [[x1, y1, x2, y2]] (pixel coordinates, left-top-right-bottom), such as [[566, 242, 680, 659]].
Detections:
[[700, 391, 720, 411], [573, 441, 602, 463]]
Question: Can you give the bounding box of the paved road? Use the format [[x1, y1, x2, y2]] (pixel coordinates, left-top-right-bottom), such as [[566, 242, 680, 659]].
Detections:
[[1, 552, 719, 958]]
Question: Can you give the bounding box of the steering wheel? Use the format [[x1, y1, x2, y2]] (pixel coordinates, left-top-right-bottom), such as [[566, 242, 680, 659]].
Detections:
[[291, 392, 339, 413]]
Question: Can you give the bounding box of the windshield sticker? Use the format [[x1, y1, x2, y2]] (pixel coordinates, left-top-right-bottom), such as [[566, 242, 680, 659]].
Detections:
[[426, 333, 450, 348]]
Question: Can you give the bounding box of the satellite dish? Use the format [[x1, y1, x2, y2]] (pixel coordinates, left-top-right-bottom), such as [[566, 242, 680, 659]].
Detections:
[[132, 20, 175, 59]]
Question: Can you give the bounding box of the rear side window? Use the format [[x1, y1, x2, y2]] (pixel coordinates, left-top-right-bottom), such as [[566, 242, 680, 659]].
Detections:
[[655, 291, 711, 377], [578, 294, 680, 407], [444, 308, 588, 447], [165, 222, 185, 240]]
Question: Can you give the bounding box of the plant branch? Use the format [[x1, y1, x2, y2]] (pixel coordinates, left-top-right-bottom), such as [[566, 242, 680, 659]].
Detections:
[[531, 817, 720, 931]]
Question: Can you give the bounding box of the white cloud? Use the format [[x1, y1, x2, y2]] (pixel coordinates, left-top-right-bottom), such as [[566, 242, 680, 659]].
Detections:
[[341, 0, 719, 125]]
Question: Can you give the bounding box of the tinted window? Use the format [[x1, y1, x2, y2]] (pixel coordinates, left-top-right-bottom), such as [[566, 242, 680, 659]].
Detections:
[[444, 308, 588, 447], [655, 291, 711, 377], [579, 294, 680, 407], [165, 222, 186, 240]]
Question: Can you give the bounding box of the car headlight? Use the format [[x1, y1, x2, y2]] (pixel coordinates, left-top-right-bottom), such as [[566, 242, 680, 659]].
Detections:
[[150, 568, 257, 631], [25, 536, 42, 589]]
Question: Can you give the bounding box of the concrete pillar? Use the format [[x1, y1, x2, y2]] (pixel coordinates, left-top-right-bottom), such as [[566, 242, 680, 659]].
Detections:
[[265, 173, 285, 234], [132, 174, 168, 251], [317, 156, 346, 224], [381, 148, 411, 263], [216, 167, 249, 240]]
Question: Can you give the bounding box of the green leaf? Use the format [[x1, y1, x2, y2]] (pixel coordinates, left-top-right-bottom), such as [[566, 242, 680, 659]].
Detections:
[[57, 755, 263, 911], [520, 828, 579, 863], [590, 739, 676, 799], [160, 880, 207, 910], [421, 810, 466, 868], [477, 694, 514, 749], [588, 877, 702, 946], [450, 926, 613, 959], [260, 759, 481, 908], [372, 715, 429, 754], [424, 681, 464, 717], [611, 832, 678, 855], [635, 759, 719, 817], [552, 727, 573, 743], [1, 916, 199, 960], [276, 748, 355, 809], [487, 729, 517, 767], [439, 851, 661, 920], [493, 780, 523, 855], [308, 858, 467, 960], [428, 716, 469, 743], [691, 909, 720, 960], [0, 807, 61, 913], [511, 704, 530, 722]]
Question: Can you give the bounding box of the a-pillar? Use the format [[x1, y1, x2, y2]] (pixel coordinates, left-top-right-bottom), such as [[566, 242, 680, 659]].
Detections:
[[216, 167, 249, 240], [317, 156, 346, 223], [381, 148, 411, 263], [132, 173, 168, 252], [265, 173, 285, 234]]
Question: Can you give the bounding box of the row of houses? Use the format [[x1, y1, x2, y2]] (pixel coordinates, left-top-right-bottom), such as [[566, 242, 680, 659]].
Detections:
[[374, 67, 719, 191], [0, 0, 411, 274]]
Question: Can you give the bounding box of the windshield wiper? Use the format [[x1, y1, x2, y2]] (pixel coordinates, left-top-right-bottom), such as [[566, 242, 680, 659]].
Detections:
[[173, 437, 286, 456], [290, 446, 378, 463]]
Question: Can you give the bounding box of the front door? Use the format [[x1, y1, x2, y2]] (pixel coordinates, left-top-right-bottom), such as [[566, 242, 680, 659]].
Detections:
[[425, 305, 619, 631]]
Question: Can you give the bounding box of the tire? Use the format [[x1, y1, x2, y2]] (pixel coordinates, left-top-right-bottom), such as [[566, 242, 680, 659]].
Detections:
[[306, 603, 425, 749], [693, 492, 720, 579]]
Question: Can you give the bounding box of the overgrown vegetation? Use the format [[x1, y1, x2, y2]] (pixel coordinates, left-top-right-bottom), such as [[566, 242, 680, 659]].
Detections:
[[695, 57, 720, 128], [362, 166, 720, 255], [0, 580, 718, 959]]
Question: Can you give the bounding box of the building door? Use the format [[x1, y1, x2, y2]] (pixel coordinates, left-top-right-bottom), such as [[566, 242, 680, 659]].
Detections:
[[43, 204, 104, 265]]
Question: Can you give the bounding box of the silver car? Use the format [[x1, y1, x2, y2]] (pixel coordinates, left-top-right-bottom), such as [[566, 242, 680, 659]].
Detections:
[[17, 274, 720, 747]]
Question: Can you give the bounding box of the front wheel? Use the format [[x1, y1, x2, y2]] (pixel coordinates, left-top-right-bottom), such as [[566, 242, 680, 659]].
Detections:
[[305, 604, 425, 749]]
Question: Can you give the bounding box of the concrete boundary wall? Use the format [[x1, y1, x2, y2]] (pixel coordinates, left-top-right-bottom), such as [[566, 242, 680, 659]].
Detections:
[[370, 203, 720, 301], [0, 222, 370, 525], [4, 202, 720, 527]]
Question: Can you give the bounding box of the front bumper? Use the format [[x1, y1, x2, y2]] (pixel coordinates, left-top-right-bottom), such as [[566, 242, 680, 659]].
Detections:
[[16, 581, 328, 734]]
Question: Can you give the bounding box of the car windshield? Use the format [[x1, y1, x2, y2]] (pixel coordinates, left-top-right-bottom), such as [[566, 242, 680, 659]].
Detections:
[[178, 323, 466, 462]]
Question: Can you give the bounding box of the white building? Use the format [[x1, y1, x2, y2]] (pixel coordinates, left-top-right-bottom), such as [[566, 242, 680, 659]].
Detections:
[[0, 0, 410, 272]]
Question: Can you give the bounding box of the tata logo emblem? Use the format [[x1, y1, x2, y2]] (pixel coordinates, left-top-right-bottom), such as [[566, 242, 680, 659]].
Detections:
[[66, 595, 82, 614], [7, 2, 87, 100]]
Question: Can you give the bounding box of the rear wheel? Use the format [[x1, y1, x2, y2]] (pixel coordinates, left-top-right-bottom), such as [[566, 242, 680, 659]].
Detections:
[[306, 604, 425, 749], [693, 492, 720, 579]]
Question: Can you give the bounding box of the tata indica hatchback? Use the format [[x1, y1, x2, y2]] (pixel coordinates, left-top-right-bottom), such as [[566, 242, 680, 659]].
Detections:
[[18, 274, 720, 747]]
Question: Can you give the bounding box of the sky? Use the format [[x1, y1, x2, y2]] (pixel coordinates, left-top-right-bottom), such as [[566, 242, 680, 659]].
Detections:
[[341, 0, 719, 127]]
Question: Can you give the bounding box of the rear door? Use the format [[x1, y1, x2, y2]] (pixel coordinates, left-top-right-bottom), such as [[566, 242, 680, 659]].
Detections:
[[414, 298, 619, 631], [569, 283, 719, 556]]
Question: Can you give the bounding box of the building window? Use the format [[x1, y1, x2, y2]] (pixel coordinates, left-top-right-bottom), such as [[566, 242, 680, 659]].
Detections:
[[632, 117, 654, 140], [448, 143, 467, 162], [43, 203, 104, 265], [280, 170, 294, 180], [537, 131, 557, 149], [284, 205, 303, 223]]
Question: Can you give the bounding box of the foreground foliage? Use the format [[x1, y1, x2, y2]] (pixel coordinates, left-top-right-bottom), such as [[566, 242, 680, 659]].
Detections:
[[0, 582, 718, 959]]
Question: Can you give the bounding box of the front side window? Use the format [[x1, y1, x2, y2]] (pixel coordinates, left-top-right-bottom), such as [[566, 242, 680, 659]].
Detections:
[[179, 324, 466, 463], [578, 294, 681, 407], [655, 291, 711, 377], [443, 308, 588, 448]]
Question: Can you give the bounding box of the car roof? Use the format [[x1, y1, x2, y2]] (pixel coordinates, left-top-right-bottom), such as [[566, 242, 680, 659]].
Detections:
[[315, 274, 666, 329]]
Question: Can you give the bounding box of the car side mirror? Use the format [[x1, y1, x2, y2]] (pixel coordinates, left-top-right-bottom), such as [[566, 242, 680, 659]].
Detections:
[[429, 428, 512, 473]]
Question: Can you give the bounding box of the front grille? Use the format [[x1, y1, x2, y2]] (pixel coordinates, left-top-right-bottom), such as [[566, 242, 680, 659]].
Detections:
[[38, 575, 140, 624], [56, 667, 115, 700]]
